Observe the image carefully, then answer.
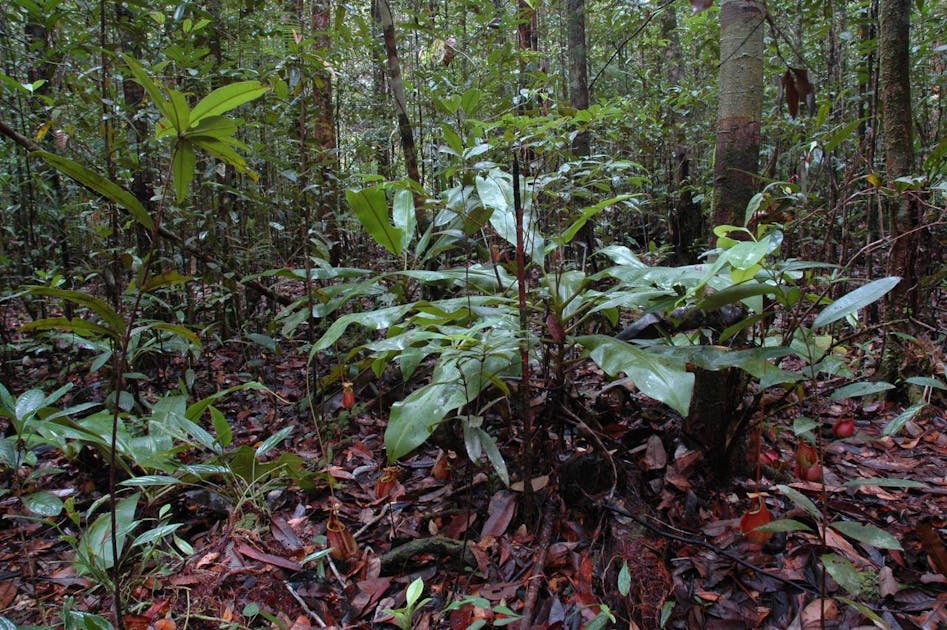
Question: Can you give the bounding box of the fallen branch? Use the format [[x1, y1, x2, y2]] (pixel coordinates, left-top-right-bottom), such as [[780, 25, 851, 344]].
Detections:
[[378, 536, 475, 574]]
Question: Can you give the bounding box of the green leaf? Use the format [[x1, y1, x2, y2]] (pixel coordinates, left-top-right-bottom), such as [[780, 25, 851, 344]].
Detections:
[[346, 187, 404, 256], [25, 287, 126, 337], [311, 304, 414, 353], [904, 376, 947, 390], [131, 523, 183, 548], [78, 493, 140, 572], [476, 170, 545, 264], [753, 518, 813, 533], [821, 553, 862, 596], [830, 520, 903, 550], [185, 115, 239, 140], [190, 81, 269, 125], [23, 490, 63, 516], [166, 88, 191, 132], [33, 151, 154, 230], [577, 335, 693, 416], [255, 426, 293, 458], [618, 561, 631, 596], [792, 416, 819, 437], [191, 137, 250, 174], [882, 401, 926, 436], [405, 577, 424, 607], [812, 277, 900, 328], [830, 381, 895, 399], [392, 188, 416, 253], [842, 477, 928, 489], [121, 54, 174, 123], [119, 475, 180, 487], [773, 484, 822, 519], [171, 140, 196, 203]]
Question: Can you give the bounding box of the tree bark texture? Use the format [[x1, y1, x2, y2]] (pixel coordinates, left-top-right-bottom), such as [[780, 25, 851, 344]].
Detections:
[[310, 0, 341, 263], [712, 0, 764, 228], [566, 0, 589, 157], [879, 0, 922, 354], [375, 0, 429, 231]]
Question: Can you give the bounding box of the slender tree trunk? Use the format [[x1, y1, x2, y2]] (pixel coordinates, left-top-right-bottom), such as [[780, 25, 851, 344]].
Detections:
[[565, 0, 594, 262], [375, 0, 429, 232], [712, 0, 764, 227], [311, 0, 341, 264], [662, 5, 703, 263]]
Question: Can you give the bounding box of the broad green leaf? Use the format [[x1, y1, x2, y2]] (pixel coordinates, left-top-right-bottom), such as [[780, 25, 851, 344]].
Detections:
[[405, 577, 424, 606], [190, 81, 269, 124], [346, 187, 404, 256], [171, 140, 196, 203], [255, 425, 293, 458], [185, 115, 239, 140], [697, 281, 777, 311], [773, 484, 822, 519], [26, 287, 126, 336], [387, 379, 469, 461], [838, 598, 894, 630], [166, 88, 191, 132], [842, 477, 928, 489], [792, 416, 819, 436], [830, 520, 903, 550], [312, 304, 414, 353], [476, 170, 545, 264], [904, 376, 947, 390], [578, 335, 693, 416], [0, 615, 16, 630], [882, 401, 926, 436], [392, 188, 417, 253], [33, 151, 153, 230], [812, 277, 900, 328], [753, 518, 813, 533], [830, 381, 895, 399], [821, 553, 862, 596], [132, 523, 183, 547], [474, 426, 508, 486], [210, 406, 232, 448], [78, 493, 140, 572], [23, 490, 63, 516], [14, 389, 46, 424], [20, 316, 115, 340]]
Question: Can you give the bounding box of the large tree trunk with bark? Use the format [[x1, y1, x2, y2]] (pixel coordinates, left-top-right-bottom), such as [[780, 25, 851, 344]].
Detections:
[[879, 0, 923, 382], [712, 0, 764, 227]]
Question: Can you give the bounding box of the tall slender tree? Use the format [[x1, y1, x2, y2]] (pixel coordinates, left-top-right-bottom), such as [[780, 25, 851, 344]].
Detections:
[[712, 0, 764, 227]]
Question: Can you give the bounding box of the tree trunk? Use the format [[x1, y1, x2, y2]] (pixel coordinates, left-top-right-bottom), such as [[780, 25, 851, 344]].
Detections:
[[879, 0, 922, 379], [712, 0, 764, 228], [565, 0, 594, 262], [311, 0, 341, 264], [662, 5, 703, 264], [375, 0, 429, 232]]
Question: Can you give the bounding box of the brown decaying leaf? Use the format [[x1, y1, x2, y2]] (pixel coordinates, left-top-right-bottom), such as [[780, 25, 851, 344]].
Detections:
[[918, 519, 947, 578], [781, 67, 816, 118], [480, 490, 516, 539]]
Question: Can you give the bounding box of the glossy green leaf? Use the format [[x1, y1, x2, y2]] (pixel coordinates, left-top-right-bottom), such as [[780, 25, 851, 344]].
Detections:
[[171, 140, 195, 203], [119, 475, 180, 487], [821, 553, 862, 596], [577, 335, 693, 416], [346, 187, 404, 256], [166, 88, 191, 132], [255, 425, 293, 458], [773, 484, 822, 519], [312, 304, 414, 353], [20, 316, 117, 340], [882, 401, 926, 436], [831, 520, 903, 550], [812, 277, 900, 328], [792, 416, 819, 436], [476, 170, 545, 265], [132, 523, 183, 548], [191, 137, 249, 173], [392, 188, 416, 253], [190, 81, 269, 124], [830, 381, 895, 399], [78, 493, 140, 572], [33, 151, 153, 230], [23, 490, 63, 516]]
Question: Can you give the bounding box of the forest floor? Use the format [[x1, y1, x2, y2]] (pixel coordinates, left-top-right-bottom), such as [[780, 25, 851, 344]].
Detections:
[[1, 300, 946, 630]]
